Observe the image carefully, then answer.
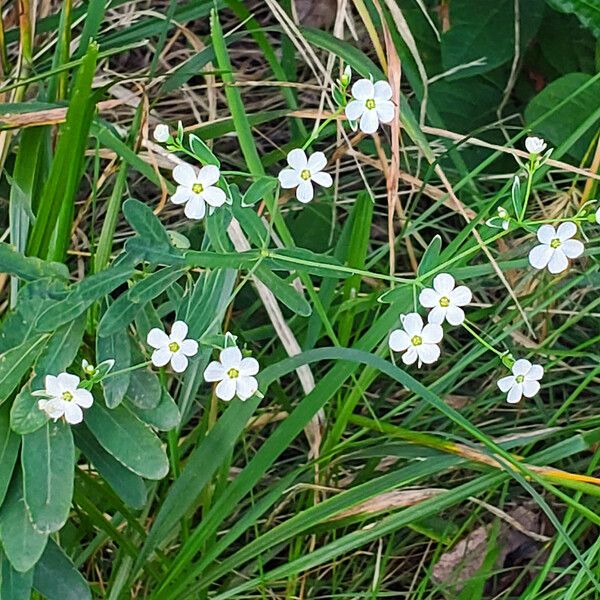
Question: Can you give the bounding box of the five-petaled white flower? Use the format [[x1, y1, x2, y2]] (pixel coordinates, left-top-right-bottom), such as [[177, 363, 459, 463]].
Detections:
[[525, 136, 547, 155], [419, 273, 472, 326], [171, 162, 226, 220], [528, 221, 584, 274], [147, 320, 199, 373], [203, 346, 259, 401], [278, 149, 333, 203], [389, 313, 443, 367], [345, 78, 395, 134], [33, 373, 93, 425], [153, 124, 170, 143], [497, 359, 544, 404]]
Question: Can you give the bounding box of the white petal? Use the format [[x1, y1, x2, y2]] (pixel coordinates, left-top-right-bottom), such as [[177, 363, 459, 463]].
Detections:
[[419, 288, 439, 308], [73, 389, 93, 408], [373, 80, 393, 100], [426, 306, 446, 325], [345, 100, 365, 122], [180, 339, 199, 357], [528, 244, 553, 270], [506, 384, 523, 404], [445, 305, 465, 326], [359, 109, 379, 134], [204, 361, 226, 382], [43, 399, 66, 419], [351, 78, 374, 100], [198, 164, 220, 187], [547, 249, 568, 274], [448, 285, 472, 306], [497, 376, 515, 393], [557, 221, 577, 241], [422, 323, 443, 344], [147, 328, 169, 349], [528, 364, 544, 380], [522, 380, 540, 398], [536, 224, 556, 244], [239, 357, 259, 376], [278, 168, 301, 189], [171, 186, 192, 205], [236, 376, 258, 400], [307, 152, 327, 172], [172, 163, 197, 187], [417, 343, 440, 365], [220, 346, 242, 369], [170, 352, 188, 373], [561, 239, 584, 259], [215, 378, 237, 401], [202, 186, 227, 208], [287, 148, 308, 170], [170, 320, 188, 342], [375, 100, 395, 124], [389, 329, 410, 351], [311, 171, 333, 188], [57, 373, 80, 392], [512, 359, 532, 376], [44, 375, 62, 398], [63, 402, 83, 425], [401, 313, 423, 336], [153, 124, 170, 142], [401, 347, 418, 365], [184, 196, 206, 220], [433, 273, 455, 295], [296, 181, 314, 203], [151, 347, 172, 368]]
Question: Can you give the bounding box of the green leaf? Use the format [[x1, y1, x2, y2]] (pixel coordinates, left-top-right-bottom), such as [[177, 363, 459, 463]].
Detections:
[[74, 426, 147, 509], [268, 248, 350, 279], [97, 331, 131, 409], [188, 134, 220, 166], [125, 366, 162, 410], [85, 402, 169, 480], [10, 389, 48, 436], [124, 237, 186, 267], [0, 405, 20, 507], [122, 198, 171, 246], [417, 235, 442, 278], [545, 0, 600, 37], [21, 421, 75, 534], [131, 389, 180, 431], [0, 334, 47, 407], [32, 538, 91, 600], [0, 474, 48, 573], [0, 243, 69, 282], [241, 177, 278, 207], [255, 266, 311, 316], [0, 549, 33, 600]]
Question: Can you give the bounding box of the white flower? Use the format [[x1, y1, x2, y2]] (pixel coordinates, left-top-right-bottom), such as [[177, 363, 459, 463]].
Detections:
[[525, 136, 547, 155], [497, 207, 510, 230], [203, 346, 259, 401], [497, 359, 544, 404], [153, 124, 170, 143], [528, 221, 584, 274], [418, 274, 472, 326], [278, 149, 333, 203], [32, 373, 93, 425], [345, 78, 395, 134], [388, 313, 443, 367], [170, 162, 226, 220], [147, 320, 199, 373]]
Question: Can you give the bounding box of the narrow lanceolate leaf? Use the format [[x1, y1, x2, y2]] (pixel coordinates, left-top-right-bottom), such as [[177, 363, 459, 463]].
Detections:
[[241, 177, 278, 206], [0, 404, 20, 506], [22, 421, 75, 534], [33, 538, 91, 600], [255, 266, 312, 316], [97, 331, 131, 408], [0, 243, 69, 282], [0, 549, 33, 600], [0, 334, 47, 406], [122, 198, 171, 246], [85, 402, 169, 480], [0, 474, 48, 573]]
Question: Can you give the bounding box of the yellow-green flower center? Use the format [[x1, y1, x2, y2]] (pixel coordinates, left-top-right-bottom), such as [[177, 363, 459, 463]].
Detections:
[[62, 391, 73, 402], [227, 367, 240, 379], [439, 296, 450, 307], [550, 238, 561, 249], [169, 341, 180, 352], [411, 335, 423, 346], [365, 98, 376, 110], [192, 183, 204, 194], [300, 169, 311, 181], [515, 375, 525, 383]]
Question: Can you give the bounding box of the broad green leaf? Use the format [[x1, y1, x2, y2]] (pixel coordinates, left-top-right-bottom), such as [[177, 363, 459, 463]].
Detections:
[[0, 334, 47, 407], [0, 243, 69, 282], [85, 402, 169, 480], [21, 421, 75, 534], [0, 404, 20, 506], [0, 474, 48, 573], [125, 366, 162, 410], [124, 236, 186, 266], [122, 198, 171, 246], [10, 389, 48, 436], [131, 389, 180, 431], [255, 266, 311, 316], [32, 538, 91, 600], [417, 235, 442, 278], [0, 549, 33, 600], [97, 331, 131, 409], [241, 177, 278, 207], [74, 426, 147, 509], [188, 134, 220, 166], [546, 0, 600, 37]]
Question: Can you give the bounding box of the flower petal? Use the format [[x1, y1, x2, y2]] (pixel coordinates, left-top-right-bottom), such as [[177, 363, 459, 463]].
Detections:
[[426, 306, 446, 325], [311, 171, 333, 188], [63, 402, 83, 425], [198, 164, 220, 187], [43, 399, 66, 419], [375, 100, 395, 124], [73, 389, 93, 408], [445, 305, 465, 326], [345, 100, 364, 122], [359, 109, 379, 134], [236, 376, 258, 400], [389, 329, 410, 351], [220, 346, 242, 369], [449, 285, 472, 306], [44, 375, 62, 398], [547, 249, 568, 274], [401, 347, 418, 365], [512, 359, 532, 376], [400, 313, 423, 336], [351, 78, 374, 100], [239, 357, 259, 376], [506, 384, 523, 404], [151, 347, 172, 368], [287, 148, 308, 170], [497, 376, 515, 393], [184, 196, 206, 220], [433, 273, 455, 295], [170, 352, 188, 373], [147, 328, 169, 349], [557, 221, 577, 241], [203, 361, 226, 382], [202, 186, 227, 208], [173, 163, 197, 187], [528, 364, 544, 380], [307, 152, 327, 172], [536, 224, 556, 244], [57, 373, 80, 392], [170, 320, 188, 342], [422, 323, 443, 344], [522, 380, 540, 398], [296, 181, 314, 203], [278, 168, 301, 189], [560, 239, 584, 259], [419, 288, 439, 308], [528, 244, 553, 270], [180, 339, 199, 357], [171, 186, 192, 205], [373, 80, 392, 100], [215, 378, 237, 401], [417, 343, 440, 365]]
